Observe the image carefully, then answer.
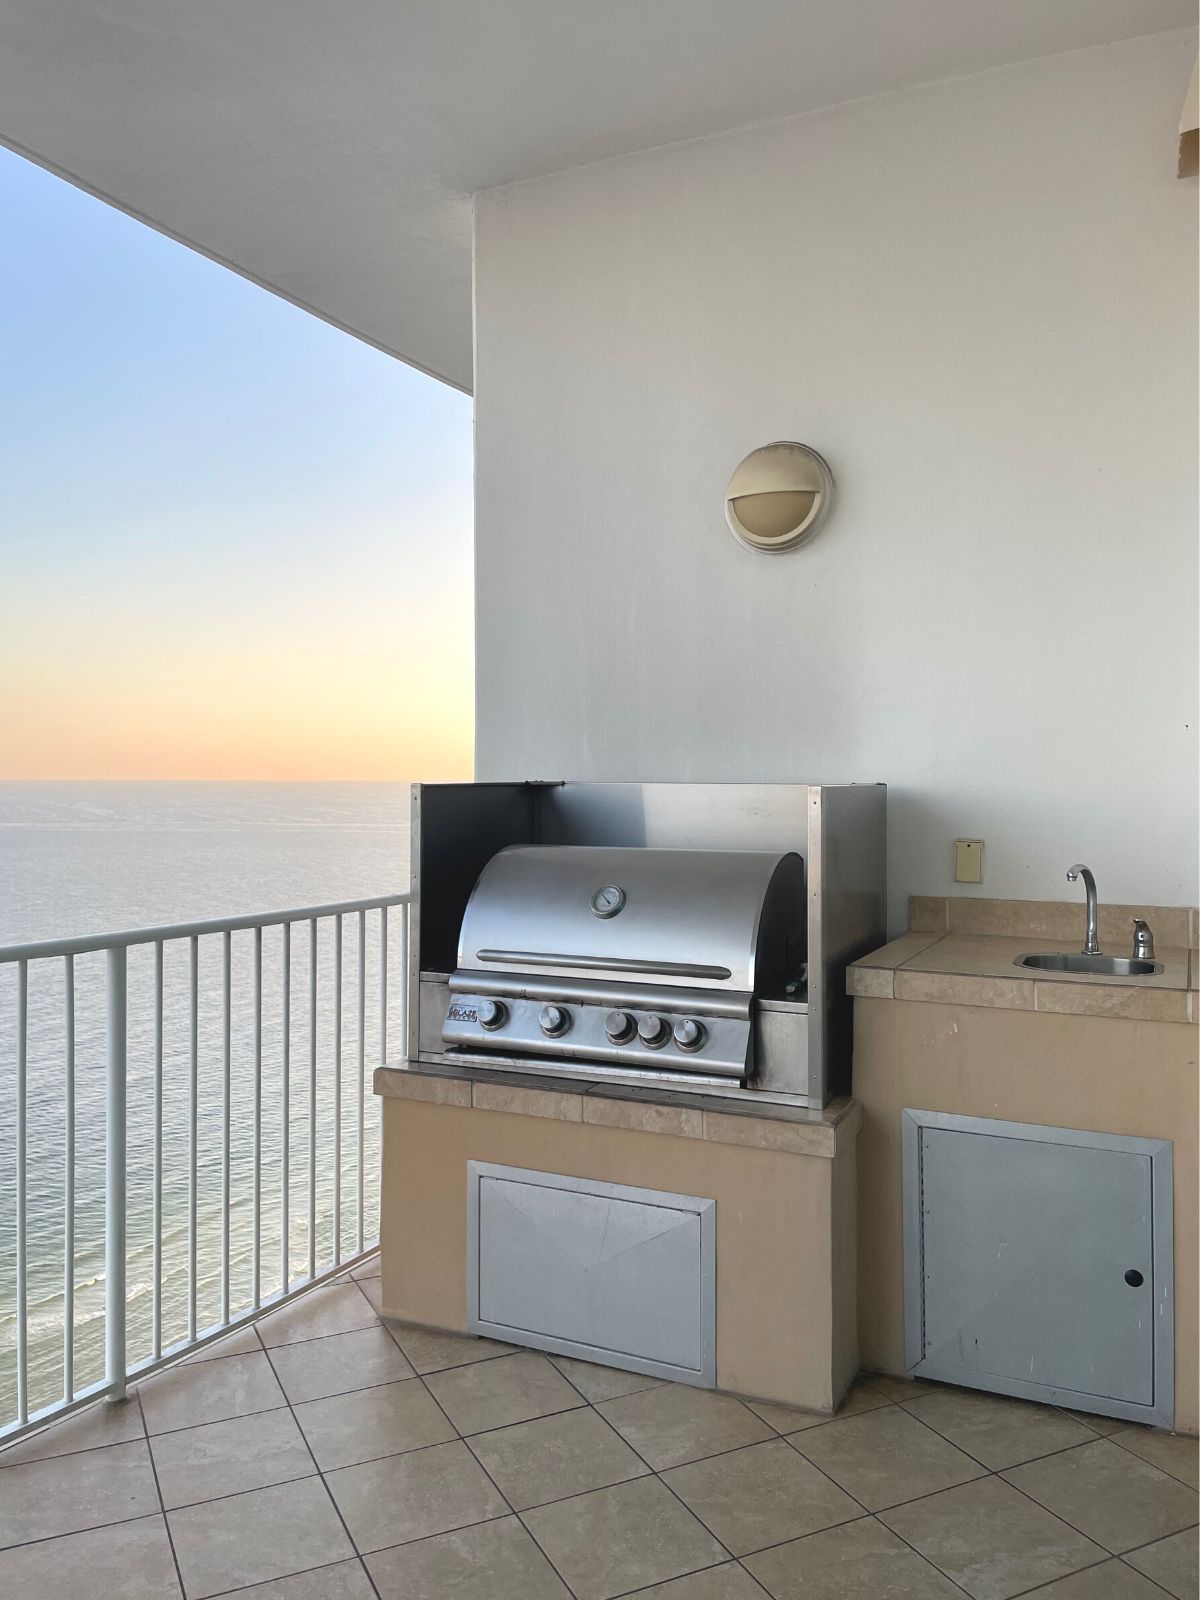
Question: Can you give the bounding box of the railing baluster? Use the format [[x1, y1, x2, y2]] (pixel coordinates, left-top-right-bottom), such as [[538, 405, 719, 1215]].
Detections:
[[16, 960, 28, 1425], [152, 942, 163, 1359], [357, 909, 366, 1255], [333, 915, 342, 1266], [221, 929, 232, 1324], [308, 917, 317, 1281], [105, 948, 127, 1401], [188, 935, 198, 1343], [281, 921, 291, 1291], [253, 926, 262, 1308], [379, 904, 388, 1066], [63, 955, 76, 1402]]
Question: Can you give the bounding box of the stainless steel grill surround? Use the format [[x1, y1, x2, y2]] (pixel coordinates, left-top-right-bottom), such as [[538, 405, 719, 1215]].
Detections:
[[407, 781, 887, 1108]]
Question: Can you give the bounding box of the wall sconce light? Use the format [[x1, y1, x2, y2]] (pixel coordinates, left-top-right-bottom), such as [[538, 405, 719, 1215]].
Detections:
[[725, 441, 835, 553]]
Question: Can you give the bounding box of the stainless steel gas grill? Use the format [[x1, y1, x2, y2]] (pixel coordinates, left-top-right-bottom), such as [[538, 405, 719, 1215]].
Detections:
[[442, 845, 805, 1086], [405, 781, 886, 1108]]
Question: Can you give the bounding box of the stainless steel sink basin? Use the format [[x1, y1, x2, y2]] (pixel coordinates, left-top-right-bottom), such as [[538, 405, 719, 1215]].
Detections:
[[1016, 952, 1162, 977]]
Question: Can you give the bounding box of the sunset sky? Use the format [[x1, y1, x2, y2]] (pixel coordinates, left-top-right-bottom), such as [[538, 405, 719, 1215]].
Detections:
[[0, 147, 474, 780]]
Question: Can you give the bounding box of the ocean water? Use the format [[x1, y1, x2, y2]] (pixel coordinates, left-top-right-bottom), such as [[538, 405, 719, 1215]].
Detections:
[[0, 782, 411, 1426]]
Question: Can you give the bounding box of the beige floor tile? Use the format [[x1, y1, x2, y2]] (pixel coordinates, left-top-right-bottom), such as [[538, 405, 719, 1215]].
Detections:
[[663, 1438, 861, 1556], [743, 1515, 965, 1598], [185, 1325, 262, 1363], [1059, 1409, 1127, 1437], [1028, 1558, 1181, 1596], [744, 1399, 829, 1433], [256, 1282, 378, 1347], [167, 1476, 352, 1598], [866, 1373, 940, 1402], [387, 1322, 517, 1375], [424, 1350, 584, 1434], [835, 1380, 894, 1417], [0, 1438, 160, 1547], [469, 1406, 648, 1510], [746, 1380, 887, 1435], [266, 1324, 413, 1404], [791, 1403, 984, 1511], [522, 1475, 728, 1600], [367, 1514, 571, 1599], [293, 1376, 454, 1470], [1123, 1527, 1199, 1599], [623, 1565, 766, 1599], [325, 1438, 508, 1553], [357, 1275, 385, 1315], [597, 1384, 773, 1471], [0, 1395, 143, 1465], [549, 1353, 664, 1403], [150, 1407, 314, 1509], [0, 1513, 181, 1600], [1112, 1426, 1200, 1490], [1004, 1439, 1199, 1554], [139, 1351, 286, 1435], [350, 1253, 380, 1280], [879, 1474, 1103, 1600], [217, 1558, 375, 1598], [902, 1388, 1097, 1470]]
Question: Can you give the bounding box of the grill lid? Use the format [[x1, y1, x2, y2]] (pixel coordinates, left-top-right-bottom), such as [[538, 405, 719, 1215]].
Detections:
[[456, 845, 804, 994]]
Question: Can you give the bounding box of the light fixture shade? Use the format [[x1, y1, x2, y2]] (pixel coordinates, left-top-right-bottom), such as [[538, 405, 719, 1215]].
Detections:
[[725, 441, 835, 553]]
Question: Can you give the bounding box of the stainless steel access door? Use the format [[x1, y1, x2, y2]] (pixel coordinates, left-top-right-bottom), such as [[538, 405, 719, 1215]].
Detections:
[[467, 1163, 716, 1386], [903, 1110, 1173, 1428]]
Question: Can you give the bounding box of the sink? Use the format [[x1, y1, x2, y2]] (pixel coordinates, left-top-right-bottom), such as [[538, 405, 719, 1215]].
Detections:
[[1016, 953, 1162, 977]]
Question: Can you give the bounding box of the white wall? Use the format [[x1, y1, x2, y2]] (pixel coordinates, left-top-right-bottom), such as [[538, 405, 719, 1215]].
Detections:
[[473, 30, 1198, 930]]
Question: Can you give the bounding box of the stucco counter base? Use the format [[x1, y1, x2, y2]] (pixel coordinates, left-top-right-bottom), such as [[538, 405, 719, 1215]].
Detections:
[[374, 1063, 861, 1414]]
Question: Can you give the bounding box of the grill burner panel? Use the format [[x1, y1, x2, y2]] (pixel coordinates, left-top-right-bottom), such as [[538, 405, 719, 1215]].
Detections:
[[444, 988, 750, 1078]]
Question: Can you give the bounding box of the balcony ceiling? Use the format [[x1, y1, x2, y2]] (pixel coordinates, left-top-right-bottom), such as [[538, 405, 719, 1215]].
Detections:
[[1, 1, 1190, 392]]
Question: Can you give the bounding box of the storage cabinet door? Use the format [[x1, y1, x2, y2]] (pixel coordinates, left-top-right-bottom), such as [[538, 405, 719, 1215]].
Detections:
[[467, 1162, 716, 1385], [905, 1113, 1172, 1425]]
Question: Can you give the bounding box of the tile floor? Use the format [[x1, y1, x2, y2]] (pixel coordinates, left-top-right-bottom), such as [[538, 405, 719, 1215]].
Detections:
[[0, 1257, 1195, 1600]]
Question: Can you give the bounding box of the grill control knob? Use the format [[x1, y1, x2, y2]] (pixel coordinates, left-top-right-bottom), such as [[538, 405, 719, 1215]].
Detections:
[[478, 999, 507, 1031], [605, 1010, 636, 1044], [637, 1014, 668, 1047], [539, 1004, 570, 1037], [673, 1018, 706, 1052]]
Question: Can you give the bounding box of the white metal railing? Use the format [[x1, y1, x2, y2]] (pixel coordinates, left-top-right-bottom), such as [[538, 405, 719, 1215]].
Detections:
[[0, 892, 408, 1446]]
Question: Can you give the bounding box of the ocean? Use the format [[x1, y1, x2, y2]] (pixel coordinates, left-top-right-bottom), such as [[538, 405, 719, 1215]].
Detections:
[[0, 782, 411, 1426]]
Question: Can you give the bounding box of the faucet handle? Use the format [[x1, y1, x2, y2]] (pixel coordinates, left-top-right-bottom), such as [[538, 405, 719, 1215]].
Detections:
[[1131, 918, 1155, 961]]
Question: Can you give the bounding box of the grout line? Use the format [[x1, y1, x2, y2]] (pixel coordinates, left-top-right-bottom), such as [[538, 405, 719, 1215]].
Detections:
[[877, 1512, 986, 1600], [131, 1434, 188, 1600], [1004, 1554, 1164, 1600], [279, 1339, 386, 1600], [201, 1555, 377, 1600], [1108, 1431, 1200, 1491]]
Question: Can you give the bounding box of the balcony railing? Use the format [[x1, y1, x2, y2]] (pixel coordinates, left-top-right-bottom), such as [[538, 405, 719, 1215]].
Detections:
[[0, 891, 409, 1445]]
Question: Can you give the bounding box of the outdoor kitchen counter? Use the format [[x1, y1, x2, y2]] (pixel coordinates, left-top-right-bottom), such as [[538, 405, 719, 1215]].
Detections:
[[848, 930, 1195, 1022], [373, 1059, 858, 1150], [847, 896, 1198, 1433]]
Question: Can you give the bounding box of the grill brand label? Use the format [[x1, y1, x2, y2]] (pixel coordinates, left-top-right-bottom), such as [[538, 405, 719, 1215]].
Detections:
[[447, 1003, 478, 1023]]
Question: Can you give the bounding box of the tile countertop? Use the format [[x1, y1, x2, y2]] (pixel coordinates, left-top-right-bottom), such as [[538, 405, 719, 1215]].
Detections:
[[848, 932, 1196, 1024]]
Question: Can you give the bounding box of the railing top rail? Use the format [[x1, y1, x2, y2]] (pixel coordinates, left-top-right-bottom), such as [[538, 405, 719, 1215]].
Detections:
[[0, 892, 410, 965]]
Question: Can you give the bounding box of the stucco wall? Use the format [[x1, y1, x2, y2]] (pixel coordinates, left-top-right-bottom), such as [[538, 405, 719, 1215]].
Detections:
[[472, 30, 1198, 931]]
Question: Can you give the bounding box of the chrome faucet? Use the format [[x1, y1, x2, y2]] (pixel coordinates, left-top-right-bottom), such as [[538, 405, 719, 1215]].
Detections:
[[1066, 864, 1101, 955], [1131, 918, 1155, 961]]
